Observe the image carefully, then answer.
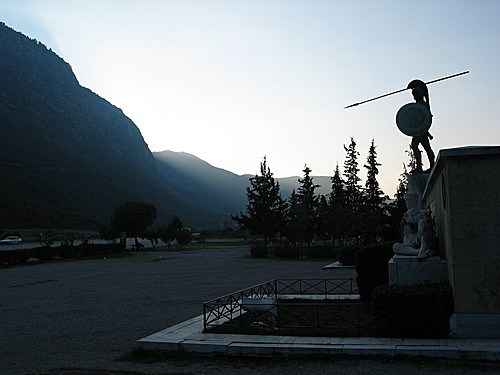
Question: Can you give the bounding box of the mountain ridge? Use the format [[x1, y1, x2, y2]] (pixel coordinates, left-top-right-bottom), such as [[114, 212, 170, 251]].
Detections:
[[0, 22, 332, 230], [0, 22, 223, 228]]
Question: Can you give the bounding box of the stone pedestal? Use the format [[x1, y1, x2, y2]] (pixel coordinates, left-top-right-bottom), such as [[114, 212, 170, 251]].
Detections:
[[450, 313, 500, 339], [423, 146, 500, 338], [408, 172, 430, 208], [388, 255, 448, 285]]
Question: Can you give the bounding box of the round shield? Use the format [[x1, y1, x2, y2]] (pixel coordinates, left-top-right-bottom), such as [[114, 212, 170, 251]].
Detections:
[[395, 102, 432, 136]]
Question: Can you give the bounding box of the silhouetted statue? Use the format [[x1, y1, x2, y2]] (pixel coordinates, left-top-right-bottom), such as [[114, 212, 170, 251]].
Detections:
[[407, 80, 435, 172]]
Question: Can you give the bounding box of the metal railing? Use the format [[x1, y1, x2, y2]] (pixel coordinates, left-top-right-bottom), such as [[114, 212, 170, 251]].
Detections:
[[275, 278, 359, 297], [203, 278, 368, 334], [203, 278, 452, 337]]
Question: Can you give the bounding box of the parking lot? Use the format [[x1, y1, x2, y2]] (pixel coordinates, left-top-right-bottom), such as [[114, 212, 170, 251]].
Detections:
[[1, 247, 498, 375]]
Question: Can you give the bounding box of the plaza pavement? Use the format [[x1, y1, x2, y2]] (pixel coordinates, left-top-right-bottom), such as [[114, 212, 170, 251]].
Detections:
[[2, 246, 499, 375], [137, 266, 500, 362]]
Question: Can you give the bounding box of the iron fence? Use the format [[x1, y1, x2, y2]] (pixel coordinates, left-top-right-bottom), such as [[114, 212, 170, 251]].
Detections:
[[203, 278, 368, 334], [203, 278, 452, 338]]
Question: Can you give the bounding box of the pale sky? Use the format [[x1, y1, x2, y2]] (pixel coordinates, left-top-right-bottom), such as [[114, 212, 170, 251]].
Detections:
[[1, 0, 499, 196]]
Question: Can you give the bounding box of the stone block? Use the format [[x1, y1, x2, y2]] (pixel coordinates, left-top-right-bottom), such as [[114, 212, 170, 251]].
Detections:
[[227, 342, 289, 357], [288, 344, 340, 356], [407, 173, 430, 208], [396, 345, 459, 359], [180, 340, 228, 354], [450, 313, 500, 339], [388, 255, 448, 285], [342, 344, 396, 357]]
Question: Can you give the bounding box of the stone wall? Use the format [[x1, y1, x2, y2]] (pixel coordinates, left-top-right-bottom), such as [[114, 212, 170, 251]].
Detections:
[[423, 146, 500, 337]]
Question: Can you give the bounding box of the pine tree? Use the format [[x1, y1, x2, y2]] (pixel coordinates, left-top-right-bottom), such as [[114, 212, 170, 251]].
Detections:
[[342, 137, 363, 240], [362, 139, 387, 242], [316, 195, 330, 244], [297, 165, 320, 246], [284, 189, 301, 246], [381, 162, 409, 241], [395, 162, 409, 211], [329, 163, 347, 245], [231, 156, 286, 249], [364, 139, 384, 208], [381, 147, 413, 241]]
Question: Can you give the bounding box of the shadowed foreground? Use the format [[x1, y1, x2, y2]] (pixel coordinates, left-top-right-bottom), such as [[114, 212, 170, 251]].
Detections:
[[1, 247, 498, 375]]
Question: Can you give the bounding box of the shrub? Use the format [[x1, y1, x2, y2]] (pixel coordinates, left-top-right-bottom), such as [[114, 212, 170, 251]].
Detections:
[[306, 245, 339, 259], [355, 241, 394, 302], [273, 244, 299, 258], [0, 243, 125, 267], [249, 242, 268, 258], [338, 246, 359, 265], [372, 282, 454, 338]]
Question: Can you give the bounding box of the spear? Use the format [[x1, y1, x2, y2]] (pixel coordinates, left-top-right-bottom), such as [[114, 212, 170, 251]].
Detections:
[[343, 70, 469, 109]]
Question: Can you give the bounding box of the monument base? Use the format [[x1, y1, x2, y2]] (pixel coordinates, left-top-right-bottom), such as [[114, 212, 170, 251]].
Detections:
[[450, 313, 500, 338], [388, 255, 448, 285]]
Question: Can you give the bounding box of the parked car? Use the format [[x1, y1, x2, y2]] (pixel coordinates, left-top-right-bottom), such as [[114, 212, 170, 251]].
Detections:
[[0, 236, 22, 245]]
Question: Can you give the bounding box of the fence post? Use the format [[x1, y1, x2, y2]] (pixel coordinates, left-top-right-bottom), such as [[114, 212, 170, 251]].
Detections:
[[203, 303, 207, 332]]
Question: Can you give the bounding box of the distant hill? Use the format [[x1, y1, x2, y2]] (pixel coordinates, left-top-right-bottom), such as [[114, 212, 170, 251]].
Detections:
[[154, 151, 248, 222], [0, 22, 334, 230]]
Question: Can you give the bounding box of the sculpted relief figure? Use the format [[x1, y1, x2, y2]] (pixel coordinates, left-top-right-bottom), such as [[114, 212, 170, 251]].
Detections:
[[393, 192, 434, 259]]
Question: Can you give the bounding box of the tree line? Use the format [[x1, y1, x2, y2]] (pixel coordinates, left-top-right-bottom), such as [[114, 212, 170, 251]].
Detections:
[[232, 137, 410, 254], [100, 202, 192, 250]]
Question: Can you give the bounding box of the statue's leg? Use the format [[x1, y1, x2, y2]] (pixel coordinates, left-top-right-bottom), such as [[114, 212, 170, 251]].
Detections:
[[417, 218, 431, 259], [393, 242, 419, 255], [411, 137, 423, 171], [421, 136, 435, 169]]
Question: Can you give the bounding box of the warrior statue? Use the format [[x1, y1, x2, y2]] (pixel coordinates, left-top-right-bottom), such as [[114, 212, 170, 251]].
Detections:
[[407, 80, 435, 171], [344, 71, 469, 171]]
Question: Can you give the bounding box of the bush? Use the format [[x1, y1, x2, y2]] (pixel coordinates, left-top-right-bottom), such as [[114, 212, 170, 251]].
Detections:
[[338, 246, 359, 265], [273, 244, 299, 258], [0, 243, 125, 267], [306, 245, 339, 259], [355, 241, 394, 302], [372, 282, 454, 338], [249, 242, 268, 258]]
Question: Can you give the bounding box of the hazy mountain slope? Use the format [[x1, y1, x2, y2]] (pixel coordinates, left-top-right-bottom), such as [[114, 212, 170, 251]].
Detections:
[[0, 23, 225, 228], [0, 22, 336, 229], [154, 151, 248, 217], [155, 151, 333, 214]]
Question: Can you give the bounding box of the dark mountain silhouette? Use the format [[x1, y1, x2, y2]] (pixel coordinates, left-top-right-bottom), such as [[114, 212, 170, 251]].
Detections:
[[0, 22, 242, 228], [0, 22, 332, 230]]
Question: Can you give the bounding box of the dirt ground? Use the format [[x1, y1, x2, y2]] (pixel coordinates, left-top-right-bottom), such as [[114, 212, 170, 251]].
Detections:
[[1, 247, 499, 375]]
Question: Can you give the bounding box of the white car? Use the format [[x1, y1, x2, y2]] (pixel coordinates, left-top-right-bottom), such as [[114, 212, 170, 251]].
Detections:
[[0, 236, 22, 245]]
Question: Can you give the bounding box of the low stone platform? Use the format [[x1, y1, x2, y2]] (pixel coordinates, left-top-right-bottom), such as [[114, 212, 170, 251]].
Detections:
[[388, 255, 448, 285], [137, 315, 500, 361]]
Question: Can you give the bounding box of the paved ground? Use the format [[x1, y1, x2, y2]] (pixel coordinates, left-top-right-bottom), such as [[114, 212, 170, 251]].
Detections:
[[1, 247, 499, 375]]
